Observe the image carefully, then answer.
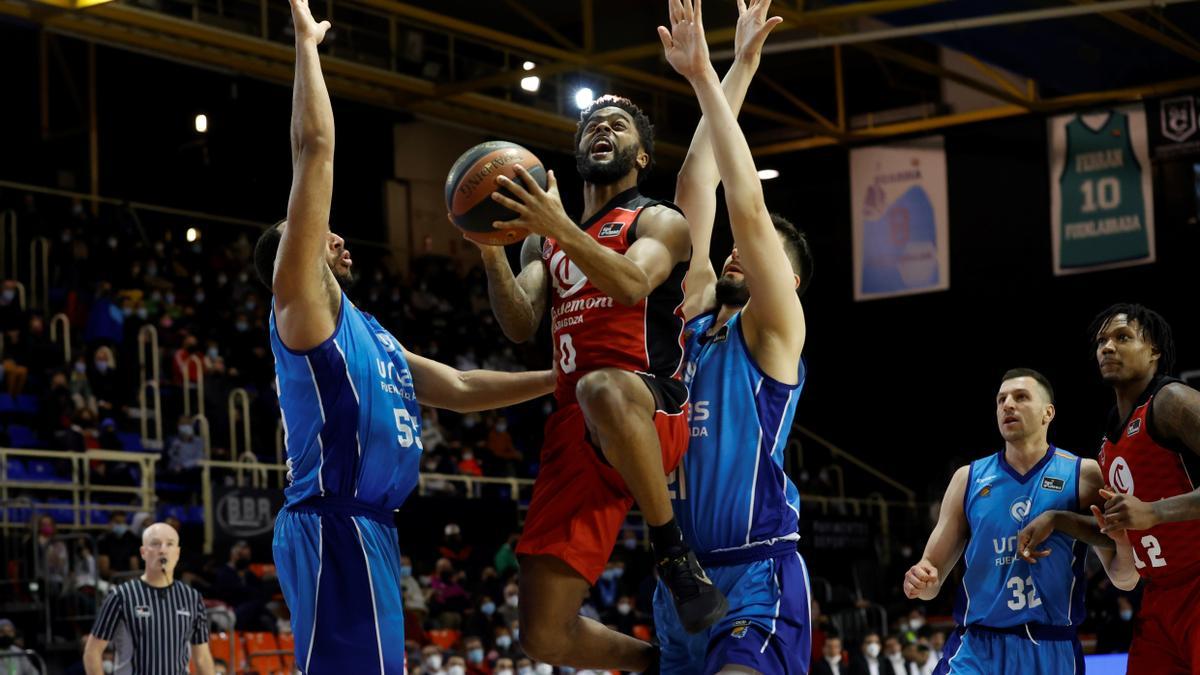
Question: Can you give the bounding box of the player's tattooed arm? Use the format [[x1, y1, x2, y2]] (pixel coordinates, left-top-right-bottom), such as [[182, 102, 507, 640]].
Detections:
[[904, 465, 969, 601], [1117, 382, 1200, 526], [476, 234, 548, 344]]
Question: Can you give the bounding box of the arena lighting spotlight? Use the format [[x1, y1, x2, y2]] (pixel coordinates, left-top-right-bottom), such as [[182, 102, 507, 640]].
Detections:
[[31, 0, 115, 8], [519, 60, 540, 92], [194, 114, 208, 134], [574, 88, 594, 110], [186, 227, 200, 243], [757, 169, 780, 180]]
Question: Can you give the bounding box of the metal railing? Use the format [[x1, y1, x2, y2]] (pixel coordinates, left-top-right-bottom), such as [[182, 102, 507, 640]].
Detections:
[[182, 354, 206, 420], [792, 425, 918, 506], [29, 237, 50, 317], [0, 650, 46, 675], [40, 532, 100, 647], [0, 448, 159, 531], [228, 388, 252, 458], [138, 325, 164, 450], [49, 313, 71, 365], [0, 210, 17, 280]]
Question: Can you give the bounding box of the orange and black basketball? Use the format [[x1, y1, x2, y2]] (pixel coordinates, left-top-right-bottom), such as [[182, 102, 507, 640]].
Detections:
[[445, 141, 547, 246]]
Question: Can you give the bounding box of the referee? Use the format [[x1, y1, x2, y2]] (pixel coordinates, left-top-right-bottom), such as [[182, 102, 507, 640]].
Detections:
[[83, 522, 215, 675]]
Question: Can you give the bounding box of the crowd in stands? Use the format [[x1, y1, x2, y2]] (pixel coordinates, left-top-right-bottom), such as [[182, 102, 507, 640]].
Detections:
[[0, 190, 1139, 673]]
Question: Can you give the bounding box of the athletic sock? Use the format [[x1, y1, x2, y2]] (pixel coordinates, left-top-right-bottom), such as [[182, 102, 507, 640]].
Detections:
[[649, 518, 686, 561]]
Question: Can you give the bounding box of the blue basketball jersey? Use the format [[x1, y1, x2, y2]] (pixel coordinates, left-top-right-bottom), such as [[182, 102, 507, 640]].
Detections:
[[270, 294, 424, 510], [668, 311, 803, 560], [955, 447, 1087, 629]]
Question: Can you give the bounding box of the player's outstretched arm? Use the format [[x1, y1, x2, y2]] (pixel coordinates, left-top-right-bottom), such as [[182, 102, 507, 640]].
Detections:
[[274, 0, 338, 351], [492, 167, 690, 306], [404, 348, 555, 413], [675, 0, 782, 321], [661, 0, 804, 382], [904, 466, 970, 601], [474, 234, 548, 343], [1017, 459, 1116, 561]]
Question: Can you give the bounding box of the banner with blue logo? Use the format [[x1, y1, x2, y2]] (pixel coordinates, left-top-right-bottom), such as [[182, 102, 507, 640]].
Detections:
[[850, 137, 950, 301]]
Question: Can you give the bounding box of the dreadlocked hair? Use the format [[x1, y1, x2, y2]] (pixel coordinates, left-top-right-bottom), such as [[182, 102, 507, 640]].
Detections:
[[1088, 303, 1176, 376]]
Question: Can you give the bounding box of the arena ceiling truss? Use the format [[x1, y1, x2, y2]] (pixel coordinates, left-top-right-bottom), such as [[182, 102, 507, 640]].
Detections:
[[4, 0, 1200, 159]]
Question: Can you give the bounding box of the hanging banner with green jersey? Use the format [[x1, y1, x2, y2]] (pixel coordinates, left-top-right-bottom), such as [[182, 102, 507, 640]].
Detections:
[[1049, 105, 1156, 275]]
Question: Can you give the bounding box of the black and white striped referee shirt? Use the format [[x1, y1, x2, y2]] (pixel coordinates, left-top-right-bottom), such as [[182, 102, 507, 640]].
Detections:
[[91, 578, 209, 675]]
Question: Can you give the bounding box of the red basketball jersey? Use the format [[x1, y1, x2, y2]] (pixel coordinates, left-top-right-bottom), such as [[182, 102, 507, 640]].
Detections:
[[542, 189, 687, 405], [1098, 377, 1200, 581]]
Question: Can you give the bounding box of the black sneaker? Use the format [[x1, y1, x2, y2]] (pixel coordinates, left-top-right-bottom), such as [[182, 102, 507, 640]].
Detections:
[[657, 550, 728, 634]]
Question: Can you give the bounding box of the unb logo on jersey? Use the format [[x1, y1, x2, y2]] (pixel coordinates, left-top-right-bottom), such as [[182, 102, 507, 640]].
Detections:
[[1050, 106, 1156, 274]]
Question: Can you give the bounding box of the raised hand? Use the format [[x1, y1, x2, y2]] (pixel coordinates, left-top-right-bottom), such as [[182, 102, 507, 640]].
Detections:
[[733, 0, 784, 64], [658, 0, 712, 82], [490, 167, 573, 239], [1100, 487, 1158, 532], [289, 0, 331, 45]]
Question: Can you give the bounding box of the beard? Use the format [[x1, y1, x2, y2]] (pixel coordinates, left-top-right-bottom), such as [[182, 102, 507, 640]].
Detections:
[[715, 277, 750, 308], [576, 143, 639, 185], [331, 265, 355, 291]]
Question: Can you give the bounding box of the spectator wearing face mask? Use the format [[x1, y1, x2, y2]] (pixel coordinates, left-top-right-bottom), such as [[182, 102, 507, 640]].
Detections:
[[493, 657, 515, 675], [848, 632, 904, 675], [514, 658, 534, 675], [458, 449, 484, 478], [212, 541, 273, 632], [485, 417, 522, 475], [880, 635, 906, 675], [0, 618, 39, 675], [445, 655, 468, 675], [421, 645, 446, 675], [97, 512, 140, 579], [497, 583, 520, 627], [166, 416, 204, 480], [438, 524, 473, 568], [462, 636, 487, 675], [491, 626, 516, 660], [68, 355, 98, 414], [608, 595, 637, 637]]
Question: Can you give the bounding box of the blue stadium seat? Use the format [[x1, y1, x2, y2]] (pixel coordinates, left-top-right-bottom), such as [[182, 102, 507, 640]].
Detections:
[[90, 510, 111, 525], [187, 505, 205, 524], [117, 432, 144, 452], [46, 499, 74, 523], [7, 425, 42, 449], [14, 395, 39, 415], [0, 395, 15, 415], [25, 459, 69, 483], [4, 458, 27, 480]]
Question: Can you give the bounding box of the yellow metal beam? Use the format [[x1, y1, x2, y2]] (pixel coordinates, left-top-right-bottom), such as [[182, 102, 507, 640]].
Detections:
[[753, 73, 1200, 156], [1072, 0, 1200, 63], [758, 74, 839, 131], [418, 0, 950, 100], [501, 0, 579, 51], [961, 54, 1031, 102]]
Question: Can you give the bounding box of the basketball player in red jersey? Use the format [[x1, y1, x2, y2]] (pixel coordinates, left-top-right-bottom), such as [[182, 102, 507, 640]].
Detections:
[[1022, 303, 1200, 673], [1091, 304, 1200, 674], [473, 96, 726, 671]]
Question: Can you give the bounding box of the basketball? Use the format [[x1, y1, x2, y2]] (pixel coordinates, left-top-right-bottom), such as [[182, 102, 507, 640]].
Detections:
[[445, 140, 548, 246]]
